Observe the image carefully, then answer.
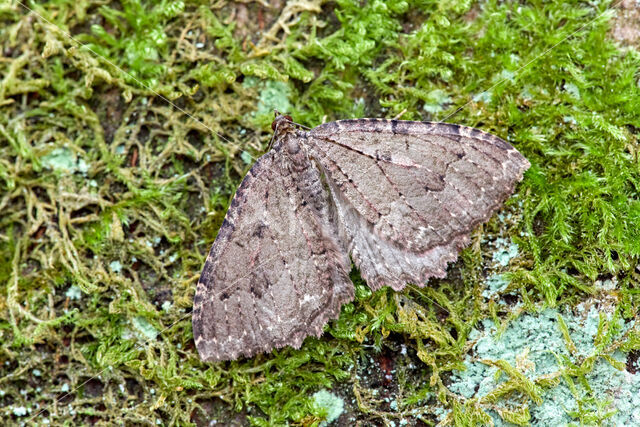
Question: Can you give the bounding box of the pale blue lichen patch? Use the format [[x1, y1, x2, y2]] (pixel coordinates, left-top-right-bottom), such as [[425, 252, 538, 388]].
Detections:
[[497, 69, 516, 83], [41, 147, 88, 174], [595, 277, 617, 291], [422, 89, 452, 114], [445, 306, 640, 425], [492, 238, 520, 266], [65, 285, 82, 300], [520, 86, 534, 101], [564, 82, 580, 99], [473, 90, 493, 104], [243, 77, 292, 120], [12, 406, 28, 416], [122, 316, 159, 343], [257, 80, 292, 115], [240, 150, 254, 165], [483, 274, 510, 299], [109, 260, 123, 273], [131, 316, 158, 342], [312, 389, 344, 425]]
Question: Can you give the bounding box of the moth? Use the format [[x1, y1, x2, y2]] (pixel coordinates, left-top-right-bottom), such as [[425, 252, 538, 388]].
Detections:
[[192, 114, 529, 362]]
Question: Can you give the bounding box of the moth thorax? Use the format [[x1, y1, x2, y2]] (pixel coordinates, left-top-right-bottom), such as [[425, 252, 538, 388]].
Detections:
[[284, 136, 301, 155]]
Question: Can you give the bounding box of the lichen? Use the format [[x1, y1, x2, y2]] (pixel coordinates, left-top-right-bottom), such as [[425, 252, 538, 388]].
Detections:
[[492, 238, 520, 267], [446, 304, 640, 425], [64, 285, 83, 301], [312, 389, 345, 425], [131, 316, 158, 342], [483, 274, 510, 299], [40, 147, 88, 174]]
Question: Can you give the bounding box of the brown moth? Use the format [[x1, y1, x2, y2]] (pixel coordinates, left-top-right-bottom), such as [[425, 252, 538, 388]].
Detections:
[[192, 114, 529, 362]]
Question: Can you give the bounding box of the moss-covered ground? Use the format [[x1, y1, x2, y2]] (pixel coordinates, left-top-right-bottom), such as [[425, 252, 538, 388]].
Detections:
[[1, 0, 640, 425]]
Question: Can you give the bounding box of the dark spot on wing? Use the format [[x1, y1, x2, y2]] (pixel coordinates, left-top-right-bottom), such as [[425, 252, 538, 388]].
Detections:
[[375, 150, 392, 162], [193, 291, 203, 306], [216, 217, 235, 241], [312, 245, 327, 255], [252, 222, 268, 238]]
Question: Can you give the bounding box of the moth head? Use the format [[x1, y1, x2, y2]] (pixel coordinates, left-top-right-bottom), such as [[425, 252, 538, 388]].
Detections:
[[271, 114, 294, 131], [267, 113, 297, 151]]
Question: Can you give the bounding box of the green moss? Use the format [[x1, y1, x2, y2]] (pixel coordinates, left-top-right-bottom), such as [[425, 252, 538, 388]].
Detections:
[[1, 0, 640, 425]]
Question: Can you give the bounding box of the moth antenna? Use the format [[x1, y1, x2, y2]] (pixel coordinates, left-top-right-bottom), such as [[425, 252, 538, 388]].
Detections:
[[393, 108, 408, 120], [282, 115, 311, 130], [267, 130, 277, 150], [409, 286, 450, 317], [293, 121, 311, 130]]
